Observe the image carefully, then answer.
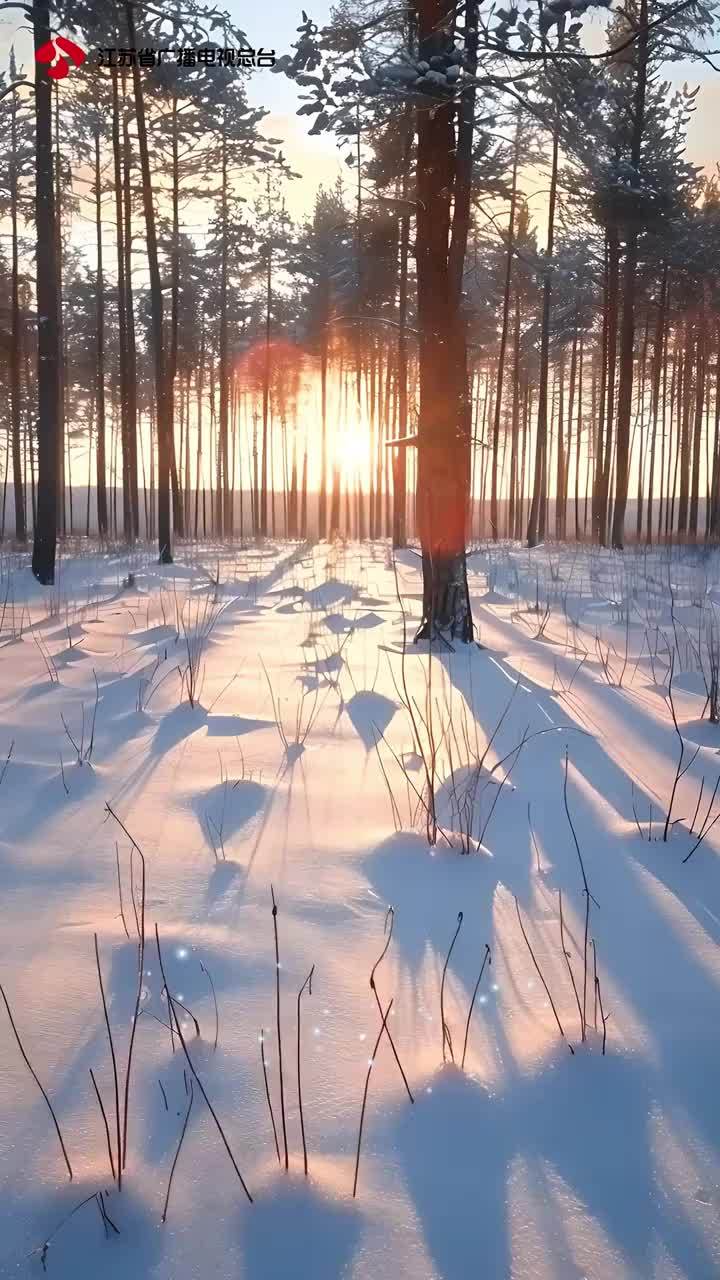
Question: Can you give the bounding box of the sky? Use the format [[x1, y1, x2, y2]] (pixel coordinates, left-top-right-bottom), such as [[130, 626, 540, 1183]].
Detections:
[[0, 0, 345, 221], [0, 1, 717, 223], [234, 0, 720, 209], [224, 0, 344, 219]]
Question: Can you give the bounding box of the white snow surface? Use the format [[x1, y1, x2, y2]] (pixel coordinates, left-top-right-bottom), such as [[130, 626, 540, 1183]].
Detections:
[[1, 538, 720, 1279]]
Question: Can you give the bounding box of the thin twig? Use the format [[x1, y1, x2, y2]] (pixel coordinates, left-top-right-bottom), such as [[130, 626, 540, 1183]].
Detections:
[[514, 897, 574, 1053], [89, 1068, 116, 1184], [353, 997, 393, 1198], [260, 1028, 281, 1166], [31, 1194, 100, 1269], [271, 886, 289, 1171], [105, 806, 146, 1173], [528, 802, 542, 872], [369, 908, 413, 1102], [297, 965, 314, 1177], [155, 924, 252, 1202], [440, 912, 463, 1063], [161, 1081, 194, 1223], [594, 946, 609, 1056], [97, 1190, 120, 1235], [94, 933, 122, 1189], [559, 890, 584, 1042], [0, 983, 73, 1181], [115, 843, 130, 939], [0, 740, 14, 789], [563, 751, 597, 1037], [170, 994, 200, 1038], [200, 960, 219, 1051], [461, 944, 491, 1070]]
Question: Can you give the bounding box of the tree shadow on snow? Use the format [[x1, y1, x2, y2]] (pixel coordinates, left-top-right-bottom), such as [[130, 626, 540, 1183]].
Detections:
[[241, 1175, 360, 1280], [387, 1051, 717, 1280]]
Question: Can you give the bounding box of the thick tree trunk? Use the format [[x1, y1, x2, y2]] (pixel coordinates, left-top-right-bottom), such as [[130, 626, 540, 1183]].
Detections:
[[414, 0, 473, 642]]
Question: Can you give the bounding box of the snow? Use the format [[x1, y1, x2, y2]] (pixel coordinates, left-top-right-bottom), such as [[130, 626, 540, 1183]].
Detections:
[[1, 538, 720, 1278]]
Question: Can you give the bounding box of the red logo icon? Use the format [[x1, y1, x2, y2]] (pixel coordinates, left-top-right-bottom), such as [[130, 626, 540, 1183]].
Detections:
[[35, 36, 86, 80]]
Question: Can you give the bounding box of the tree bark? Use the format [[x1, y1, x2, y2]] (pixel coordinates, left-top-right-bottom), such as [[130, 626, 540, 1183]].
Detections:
[[414, 0, 473, 642], [611, 0, 649, 549], [31, 0, 60, 583], [125, 0, 172, 561], [9, 68, 25, 542], [490, 115, 519, 540], [94, 124, 108, 538], [527, 110, 559, 547]]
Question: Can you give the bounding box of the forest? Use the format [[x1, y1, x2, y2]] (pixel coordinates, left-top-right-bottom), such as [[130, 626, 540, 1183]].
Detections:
[[3, 4, 720, 1279], [0, 1, 718, 623]]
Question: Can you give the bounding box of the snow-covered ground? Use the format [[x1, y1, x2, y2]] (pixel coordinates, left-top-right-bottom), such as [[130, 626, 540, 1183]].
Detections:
[[1, 537, 720, 1279]]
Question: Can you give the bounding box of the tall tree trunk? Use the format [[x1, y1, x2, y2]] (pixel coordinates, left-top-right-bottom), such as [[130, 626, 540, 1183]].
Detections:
[[646, 264, 667, 543], [31, 0, 60, 583], [392, 111, 412, 549], [195, 316, 205, 539], [709, 321, 720, 539], [689, 310, 706, 537], [414, 0, 473, 641], [677, 321, 692, 534], [509, 293, 522, 539], [94, 125, 108, 538], [169, 92, 184, 537], [111, 65, 129, 537], [527, 110, 559, 546], [121, 80, 139, 538], [490, 114, 519, 540], [318, 304, 328, 539], [635, 314, 650, 540], [555, 351, 566, 540], [54, 84, 66, 536], [260, 220, 272, 538], [217, 114, 231, 536], [574, 334, 584, 540], [9, 69, 25, 543], [611, 0, 648, 549], [125, 0, 172, 561]]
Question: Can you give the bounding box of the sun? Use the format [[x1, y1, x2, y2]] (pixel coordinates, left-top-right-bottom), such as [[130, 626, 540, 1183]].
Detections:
[[335, 425, 370, 476]]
